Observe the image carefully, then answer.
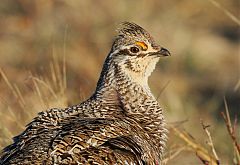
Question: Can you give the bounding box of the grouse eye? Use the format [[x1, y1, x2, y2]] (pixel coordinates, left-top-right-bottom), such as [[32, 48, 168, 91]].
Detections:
[[130, 47, 140, 53]]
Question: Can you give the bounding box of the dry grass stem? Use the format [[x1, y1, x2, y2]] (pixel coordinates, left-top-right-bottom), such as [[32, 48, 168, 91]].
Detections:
[[233, 79, 240, 92], [171, 126, 219, 165], [167, 119, 188, 128], [157, 80, 171, 101], [0, 69, 18, 99], [13, 84, 26, 109], [207, 0, 240, 26], [162, 146, 186, 164], [200, 119, 220, 164], [0, 69, 33, 120], [29, 76, 58, 100], [222, 97, 240, 163], [63, 24, 68, 91], [31, 73, 48, 110]]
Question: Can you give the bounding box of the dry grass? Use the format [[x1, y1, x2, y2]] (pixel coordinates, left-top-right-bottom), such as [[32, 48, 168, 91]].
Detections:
[[222, 97, 240, 164], [0, 0, 239, 164]]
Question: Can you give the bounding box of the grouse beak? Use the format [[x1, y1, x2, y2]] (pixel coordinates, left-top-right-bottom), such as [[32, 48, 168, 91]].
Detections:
[[158, 47, 171, 57], [149, 47, 171, 57]]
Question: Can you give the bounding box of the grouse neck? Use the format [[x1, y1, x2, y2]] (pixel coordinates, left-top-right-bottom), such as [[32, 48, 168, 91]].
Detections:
[[94, 56, 153, 105]]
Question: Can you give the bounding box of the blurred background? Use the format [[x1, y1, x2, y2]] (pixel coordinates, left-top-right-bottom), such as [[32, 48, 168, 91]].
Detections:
[[0, 0, 239, 164]]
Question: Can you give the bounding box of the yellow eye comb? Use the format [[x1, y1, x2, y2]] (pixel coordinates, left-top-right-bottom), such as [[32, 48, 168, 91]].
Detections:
[[136, 41, 148, 50]]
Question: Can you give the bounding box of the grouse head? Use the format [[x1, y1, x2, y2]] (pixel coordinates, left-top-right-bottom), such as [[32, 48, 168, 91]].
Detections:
[[108, 22, 170, 83]]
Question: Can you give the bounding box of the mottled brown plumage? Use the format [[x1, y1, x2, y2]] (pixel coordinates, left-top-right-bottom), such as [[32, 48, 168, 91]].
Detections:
[[0, 22, 170, 165]]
